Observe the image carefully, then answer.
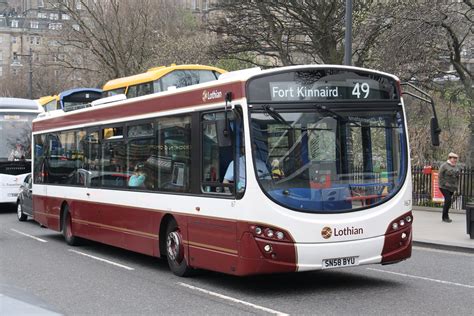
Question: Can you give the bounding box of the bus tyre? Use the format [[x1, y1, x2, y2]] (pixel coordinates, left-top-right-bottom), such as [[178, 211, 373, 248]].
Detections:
[[166, 220, 193, 277], [62, 207, 80, 246], [17, 202, 27, 221]]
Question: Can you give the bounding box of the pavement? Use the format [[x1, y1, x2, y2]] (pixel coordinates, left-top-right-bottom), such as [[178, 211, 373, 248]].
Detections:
[[412, 207, 474, 252]]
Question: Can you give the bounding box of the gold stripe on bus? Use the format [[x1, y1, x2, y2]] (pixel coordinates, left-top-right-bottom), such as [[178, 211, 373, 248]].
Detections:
[[71, 218, 158, 240], [35, 211, 59, 219], [186, 241, 238, 255]]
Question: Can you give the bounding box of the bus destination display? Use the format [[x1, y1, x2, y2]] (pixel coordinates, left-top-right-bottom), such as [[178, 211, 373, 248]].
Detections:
[[270, 81, 375, 101], [247, 68, 399, 103]]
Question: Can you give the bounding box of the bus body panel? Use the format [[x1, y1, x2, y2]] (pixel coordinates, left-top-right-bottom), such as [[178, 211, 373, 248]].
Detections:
[[33, 174, 412, 276], [33, 81, 246, 133]]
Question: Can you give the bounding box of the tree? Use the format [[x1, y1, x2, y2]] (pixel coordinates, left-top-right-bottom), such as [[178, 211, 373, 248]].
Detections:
[[53, 0, 216, 86], [206, 0, 377, 67], [371, 0, 473, 166]]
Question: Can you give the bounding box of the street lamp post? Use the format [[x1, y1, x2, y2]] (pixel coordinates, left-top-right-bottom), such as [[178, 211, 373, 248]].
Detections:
[[344, 0, 353, 66], [11, 48, 33, 99]]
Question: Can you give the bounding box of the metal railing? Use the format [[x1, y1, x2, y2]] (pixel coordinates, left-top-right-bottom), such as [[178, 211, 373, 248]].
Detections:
[[412, 166, 474, 210]]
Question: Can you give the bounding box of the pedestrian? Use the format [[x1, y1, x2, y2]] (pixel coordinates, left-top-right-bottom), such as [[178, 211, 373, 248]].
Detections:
[[438, 152, 460, 223]]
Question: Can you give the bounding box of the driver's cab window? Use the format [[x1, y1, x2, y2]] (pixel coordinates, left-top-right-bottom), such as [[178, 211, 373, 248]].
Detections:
[[201, 110, 242, 195]]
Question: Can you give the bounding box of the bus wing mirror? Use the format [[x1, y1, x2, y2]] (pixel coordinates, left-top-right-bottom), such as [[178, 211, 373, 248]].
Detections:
[[430, 117, 441, 147]]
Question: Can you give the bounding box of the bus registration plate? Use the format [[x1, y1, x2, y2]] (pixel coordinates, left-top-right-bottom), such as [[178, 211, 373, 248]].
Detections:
[[322, 256, 359, 269]]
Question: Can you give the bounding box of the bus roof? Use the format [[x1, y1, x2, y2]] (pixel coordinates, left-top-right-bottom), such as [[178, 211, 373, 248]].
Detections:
[[37, 95, 59, 106], [102, 64, 227, 91], [59, 88, 102, 99], [0, 97, 43, 111]]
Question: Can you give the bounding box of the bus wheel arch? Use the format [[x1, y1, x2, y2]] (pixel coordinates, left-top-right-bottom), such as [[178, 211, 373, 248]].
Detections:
[[60, 202, 80, 246], [160, 215, 193, 277]]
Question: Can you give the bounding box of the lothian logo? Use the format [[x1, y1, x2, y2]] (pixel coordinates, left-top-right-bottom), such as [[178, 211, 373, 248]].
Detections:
[[321, 226, 332, 239], [202, 89, 223, 102], [321, 226, 363, 239]]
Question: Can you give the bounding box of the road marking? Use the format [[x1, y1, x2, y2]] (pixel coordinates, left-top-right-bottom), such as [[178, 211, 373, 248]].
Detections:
[[413, 246, 474, 257], [367, 268, 474, 289], [68, 249, 135, 271], [178, 282, 289, 316], [10, 229, 47, 243]]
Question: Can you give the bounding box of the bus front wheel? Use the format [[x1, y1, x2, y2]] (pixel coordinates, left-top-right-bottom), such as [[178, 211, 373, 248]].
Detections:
[[165, 220, 192, 277]]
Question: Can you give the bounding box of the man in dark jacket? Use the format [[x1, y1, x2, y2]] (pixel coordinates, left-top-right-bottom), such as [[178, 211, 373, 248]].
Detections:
[[438, 152, 460, 223]]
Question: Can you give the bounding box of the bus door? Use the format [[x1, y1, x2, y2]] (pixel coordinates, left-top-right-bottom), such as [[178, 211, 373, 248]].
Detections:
[[71, 128, 102, 237], [187, 109, 240, 273]]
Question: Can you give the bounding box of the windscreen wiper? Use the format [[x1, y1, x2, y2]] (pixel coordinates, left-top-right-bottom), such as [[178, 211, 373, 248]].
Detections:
[[312, 104, 363, 127], [263, 105, 292, 129]]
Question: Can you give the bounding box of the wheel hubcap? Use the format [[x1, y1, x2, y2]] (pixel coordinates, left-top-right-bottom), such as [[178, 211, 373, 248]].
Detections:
[[167, 231, 183, 263]]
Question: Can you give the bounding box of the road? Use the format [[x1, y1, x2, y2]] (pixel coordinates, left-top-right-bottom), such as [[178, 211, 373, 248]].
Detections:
[[1, 204, 473, 315]]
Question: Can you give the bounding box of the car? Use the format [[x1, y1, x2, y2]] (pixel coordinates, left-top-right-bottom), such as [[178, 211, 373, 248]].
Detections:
[[17, 174, 33, 221]]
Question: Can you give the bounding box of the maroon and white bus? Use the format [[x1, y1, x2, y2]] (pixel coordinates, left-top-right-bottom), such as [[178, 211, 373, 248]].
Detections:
[[32, 65, 413, 276]]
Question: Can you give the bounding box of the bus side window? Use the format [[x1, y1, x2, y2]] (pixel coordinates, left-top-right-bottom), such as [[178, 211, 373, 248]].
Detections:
[[155, 115, 192, 193], [127, 85, 138, 98], [136, 82, 153, 97], [201, 111, 234, 194]]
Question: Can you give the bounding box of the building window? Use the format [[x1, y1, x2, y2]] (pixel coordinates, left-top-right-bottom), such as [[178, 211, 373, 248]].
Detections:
[[12, 37, 17, 44], [11, 20, 19, 28], [38, 12, 47, 19], [29, 36, 41, 45], [30, 21, 39, 29], [38, 0, 45, 7], [72, 24, 80, 31], [50, 13, 59, 20], [62, 14, 70, 20], [0, 36, 2, 44], [0, 66, 3, 77], [49, 23, 63, 30]]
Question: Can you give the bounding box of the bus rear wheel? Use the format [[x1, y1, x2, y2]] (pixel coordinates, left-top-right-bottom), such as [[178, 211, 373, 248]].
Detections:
[[62, 206, 80, 246], [165, 220, 193, 277]]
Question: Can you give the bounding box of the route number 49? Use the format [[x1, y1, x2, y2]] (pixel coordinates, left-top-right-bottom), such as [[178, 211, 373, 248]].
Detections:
[[352, 82, 370, 98]]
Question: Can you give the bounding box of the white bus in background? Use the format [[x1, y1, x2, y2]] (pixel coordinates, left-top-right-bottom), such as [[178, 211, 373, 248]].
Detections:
[[0, 98, 44, 203]]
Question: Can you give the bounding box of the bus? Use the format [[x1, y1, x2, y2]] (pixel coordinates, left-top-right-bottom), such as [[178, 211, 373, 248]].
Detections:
[[37, 95, 59, 112], [102, 64, 227, 98], [0, 98, 43, 204], [32, 65, 420, 277], [39, 88, 103, 112]]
